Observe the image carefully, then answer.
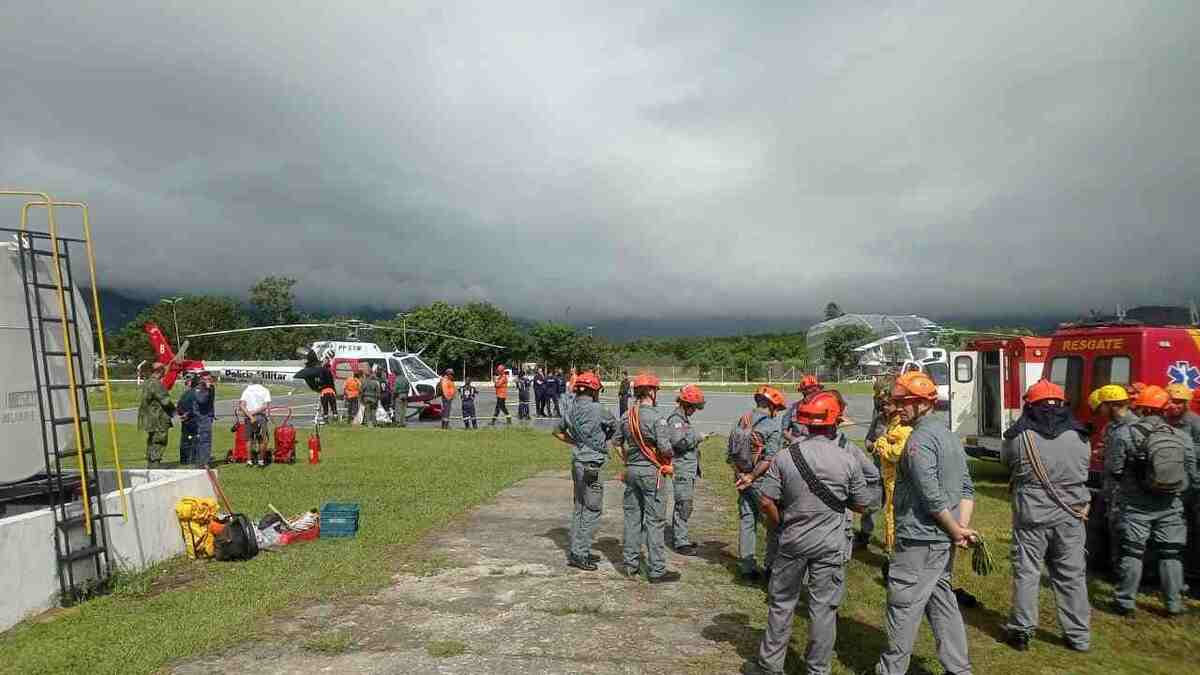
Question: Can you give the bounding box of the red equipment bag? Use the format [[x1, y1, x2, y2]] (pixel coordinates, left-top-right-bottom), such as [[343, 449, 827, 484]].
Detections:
[[273, 407, 297, 464], [227, 414, 249, 464]]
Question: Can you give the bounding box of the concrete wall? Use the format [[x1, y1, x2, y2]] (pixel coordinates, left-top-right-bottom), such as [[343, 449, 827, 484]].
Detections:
[[0, 468, 216, 633]]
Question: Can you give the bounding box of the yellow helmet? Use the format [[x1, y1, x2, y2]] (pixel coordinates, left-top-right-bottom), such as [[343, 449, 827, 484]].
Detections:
[[1093, 384, 1130, 406], [1087, 389, 1103, 411], [1166, 383, 1193, 401]]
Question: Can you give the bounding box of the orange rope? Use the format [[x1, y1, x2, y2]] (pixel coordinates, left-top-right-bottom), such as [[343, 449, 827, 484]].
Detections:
[[628, 405, 673, 487]]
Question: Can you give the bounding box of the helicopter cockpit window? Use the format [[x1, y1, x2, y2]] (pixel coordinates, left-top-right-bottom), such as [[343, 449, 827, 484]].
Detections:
[[400, 356, 437, 381], [389, 358, 405, 376]]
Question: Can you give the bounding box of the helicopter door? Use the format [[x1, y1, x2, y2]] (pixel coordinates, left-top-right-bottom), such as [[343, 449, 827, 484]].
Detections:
[[949, 352, 980, 435], [331, 358, 360, 393]]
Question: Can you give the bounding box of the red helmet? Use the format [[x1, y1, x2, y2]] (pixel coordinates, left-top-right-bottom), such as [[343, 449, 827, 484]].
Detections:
[[574, 371, 601, 392], [795, 391, 841, 426], [755, 385, 786, 410], [632, 373, 661, 389], [1192, 388, 1200, 415], [797, 374, 820, 392], [891, 371, 938, 402], [678, 384, 706, 407], [1133, 385, 1170, 411], [1024, 379, 1065, 404]]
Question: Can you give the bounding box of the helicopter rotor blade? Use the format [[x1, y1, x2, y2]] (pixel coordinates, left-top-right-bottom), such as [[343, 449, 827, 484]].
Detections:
[[363, 323, 505, 350], [185, 323, 336, 339]]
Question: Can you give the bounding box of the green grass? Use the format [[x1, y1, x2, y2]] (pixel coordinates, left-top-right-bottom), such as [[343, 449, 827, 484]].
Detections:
[[303, 630, 354, 654], [88, 382, 304, 411], [425, 639, 467, 657], [0, 424, 565, 675], [691, 438, 1200, 675]]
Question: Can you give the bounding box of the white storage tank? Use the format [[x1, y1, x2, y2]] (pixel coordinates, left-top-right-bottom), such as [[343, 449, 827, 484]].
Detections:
[[0, 237, 95, 485]]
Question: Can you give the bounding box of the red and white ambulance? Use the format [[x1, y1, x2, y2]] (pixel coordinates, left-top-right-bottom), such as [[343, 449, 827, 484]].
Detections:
[[949, 337, 1052, 460], [1041, 322, 1200, 479], [950, 322, 1200, 474]]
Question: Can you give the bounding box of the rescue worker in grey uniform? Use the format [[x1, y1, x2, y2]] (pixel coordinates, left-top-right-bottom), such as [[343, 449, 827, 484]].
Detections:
[[755, 391, 879, 675], [875, 372, 977, 675], [554, 371, 617, 571], [730, 386, 788, 580], [1096, 385, 1136, 572], [1167, 384, 1200, 595], [668, 384, 710, 555], [1111, 385, 1197, 616], [617, 374, 680, 582], [999, 379, 1091, 652]]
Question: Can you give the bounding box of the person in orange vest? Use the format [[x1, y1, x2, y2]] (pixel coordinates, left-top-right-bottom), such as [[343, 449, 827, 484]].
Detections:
[[343, 370, 362, 425], [490, 364, 512, 426], [439, 368, 457, 430]]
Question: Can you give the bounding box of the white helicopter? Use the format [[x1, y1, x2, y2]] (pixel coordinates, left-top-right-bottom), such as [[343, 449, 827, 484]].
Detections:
[[144, 319, 503, 413]]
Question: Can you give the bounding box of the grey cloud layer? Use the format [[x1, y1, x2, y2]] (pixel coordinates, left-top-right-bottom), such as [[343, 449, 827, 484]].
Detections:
[[2, 1, 1196, 322]]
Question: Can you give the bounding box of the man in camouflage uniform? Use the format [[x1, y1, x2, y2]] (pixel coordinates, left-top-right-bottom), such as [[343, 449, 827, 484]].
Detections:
[[137, 362, 174, 465]]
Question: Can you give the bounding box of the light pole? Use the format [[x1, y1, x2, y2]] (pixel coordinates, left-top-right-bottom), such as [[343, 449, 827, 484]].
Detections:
[[160, 297, 183, 350]]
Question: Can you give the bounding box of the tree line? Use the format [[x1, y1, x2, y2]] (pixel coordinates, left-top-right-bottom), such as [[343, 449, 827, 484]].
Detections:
[[107, 285, 1017, 377]]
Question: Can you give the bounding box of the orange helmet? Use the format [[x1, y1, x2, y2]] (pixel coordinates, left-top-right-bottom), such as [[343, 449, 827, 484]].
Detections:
[[678, 384, 706, 408], [1024, 379, 1065, 404], [574, 371, 602, 392], [1133, 385, 1170, 411], [795, 391, 841, 426], [1130, 382, 1147, 394], [891, 371, 938, 402], [1165, 383, 1192, 402], [1192, 388, 1200, 415], [755, 385, 786, 410], [797, 374, 820, 392], [632, 373, 661, 389]]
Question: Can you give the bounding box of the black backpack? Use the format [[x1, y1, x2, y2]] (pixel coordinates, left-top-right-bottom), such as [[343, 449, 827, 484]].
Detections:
[[214, 513, 260, 561]]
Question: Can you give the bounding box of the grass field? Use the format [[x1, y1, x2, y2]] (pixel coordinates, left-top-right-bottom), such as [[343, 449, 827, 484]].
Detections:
[[2, 427, 1197, 674], [87, 382, 301, 412], [0, 424, 566, 675]]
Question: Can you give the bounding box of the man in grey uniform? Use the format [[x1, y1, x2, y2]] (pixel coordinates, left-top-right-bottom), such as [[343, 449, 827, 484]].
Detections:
[[755, 391, 878, 675], [617, 373, 681, 582], [1111, 385, 1197, 615], [875, 372, 977, 675], [1000, 379, 1091, 652], [668, 384, 709, 555], [1096, 384, 1136, 572], [729, 385, 788, 580], [554, 371, 617, 571], [1166, 383, 1200, 596]]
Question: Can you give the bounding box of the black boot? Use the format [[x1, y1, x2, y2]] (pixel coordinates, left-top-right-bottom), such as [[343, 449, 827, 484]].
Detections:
[[567, 555, 598, 571]]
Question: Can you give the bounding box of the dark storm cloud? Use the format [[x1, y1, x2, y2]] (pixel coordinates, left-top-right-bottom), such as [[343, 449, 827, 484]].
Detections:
[[2, 1, 1197, 325]]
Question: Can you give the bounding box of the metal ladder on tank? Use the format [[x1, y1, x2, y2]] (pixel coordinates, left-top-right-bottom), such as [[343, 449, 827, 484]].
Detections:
[[7, 197, 117, 603]]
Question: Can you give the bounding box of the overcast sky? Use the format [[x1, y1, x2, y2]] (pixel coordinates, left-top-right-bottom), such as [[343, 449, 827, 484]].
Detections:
[[2, 1, 1197, 327]]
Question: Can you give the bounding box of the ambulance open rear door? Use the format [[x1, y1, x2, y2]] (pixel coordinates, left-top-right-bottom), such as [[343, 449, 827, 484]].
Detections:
[[949, 351, 979, 435]]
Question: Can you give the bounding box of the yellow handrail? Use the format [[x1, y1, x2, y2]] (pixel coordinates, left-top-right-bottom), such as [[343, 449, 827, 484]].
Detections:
[[4, 191, 93, 535], [24, 201, 127, 522]]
